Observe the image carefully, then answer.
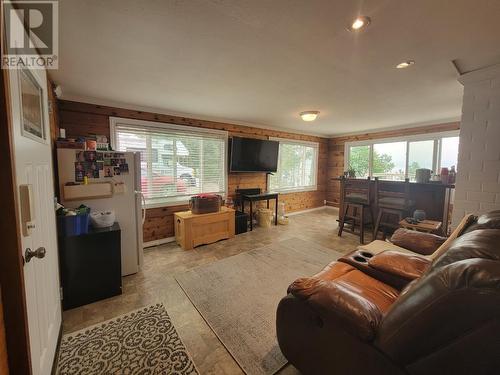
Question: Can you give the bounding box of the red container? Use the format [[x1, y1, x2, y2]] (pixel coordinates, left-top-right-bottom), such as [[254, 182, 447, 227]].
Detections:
[[189, 194, 222, 214]]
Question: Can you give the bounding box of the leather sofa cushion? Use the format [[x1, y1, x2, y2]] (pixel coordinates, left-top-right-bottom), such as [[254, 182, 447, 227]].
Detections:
[[376, 258, 500, 366], [431, 229, 500, 270], [368, 251, 431, 280], [289, 261, 399, 341], [428, 213, 476, 260], [462, 210, 500, 234], [390, 228, 446, 256]]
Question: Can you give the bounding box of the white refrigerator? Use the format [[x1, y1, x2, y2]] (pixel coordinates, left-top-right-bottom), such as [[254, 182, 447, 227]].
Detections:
[[57, 149, 144, 276]]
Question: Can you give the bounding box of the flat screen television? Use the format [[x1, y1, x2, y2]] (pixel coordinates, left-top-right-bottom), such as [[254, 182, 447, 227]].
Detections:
[[229, 137, 279, 172]]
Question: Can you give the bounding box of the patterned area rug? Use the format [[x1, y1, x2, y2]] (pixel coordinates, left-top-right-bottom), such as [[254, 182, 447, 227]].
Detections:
[[176, 237, 340, 375], [57, 304, 198, 375]]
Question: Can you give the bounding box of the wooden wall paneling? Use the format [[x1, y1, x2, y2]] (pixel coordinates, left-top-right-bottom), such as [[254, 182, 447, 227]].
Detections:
[[326, 122, 460, 207], [57, 100, 326, 142], [56, 100, 330, 242]]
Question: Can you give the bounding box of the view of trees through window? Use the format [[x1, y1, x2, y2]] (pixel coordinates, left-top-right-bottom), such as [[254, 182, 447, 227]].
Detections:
[[269, 141, 318, 192], [347, 135, 459, 181]]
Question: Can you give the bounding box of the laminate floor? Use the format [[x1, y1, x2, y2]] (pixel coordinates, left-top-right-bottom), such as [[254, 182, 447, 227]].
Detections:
[[62, 207, 361, 374]]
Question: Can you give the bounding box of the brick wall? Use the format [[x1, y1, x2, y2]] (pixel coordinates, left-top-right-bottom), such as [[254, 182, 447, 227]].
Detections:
[[452, 64, 500, 226]]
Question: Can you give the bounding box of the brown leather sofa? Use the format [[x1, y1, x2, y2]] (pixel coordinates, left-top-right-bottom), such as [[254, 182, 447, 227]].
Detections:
[[276, 211, 500, 375]]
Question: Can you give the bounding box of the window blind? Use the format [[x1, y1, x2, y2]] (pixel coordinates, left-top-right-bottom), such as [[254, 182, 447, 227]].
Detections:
[[269, 139, 319, 192], [112, 119, 227, 205]]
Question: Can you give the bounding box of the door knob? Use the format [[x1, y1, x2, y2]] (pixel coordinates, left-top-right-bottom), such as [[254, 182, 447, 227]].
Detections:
[[25, 247, 46, 263]]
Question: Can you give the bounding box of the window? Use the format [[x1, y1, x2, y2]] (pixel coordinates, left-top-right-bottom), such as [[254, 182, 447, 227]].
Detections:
[[373, 141, 407, 180], [345, 131, 459, 181], [269, 139, 319, 192], [111, 118, 227, 206], [347, 145, 370, 178], [408, 140, 434, 181], [439, 136, 460, 170]]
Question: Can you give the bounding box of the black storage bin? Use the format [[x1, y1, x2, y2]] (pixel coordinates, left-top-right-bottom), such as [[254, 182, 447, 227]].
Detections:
[[235, 211, 249, 235]]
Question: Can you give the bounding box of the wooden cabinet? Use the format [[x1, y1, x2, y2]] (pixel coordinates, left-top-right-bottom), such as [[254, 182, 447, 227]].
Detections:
[[175, 207, 235, 250]]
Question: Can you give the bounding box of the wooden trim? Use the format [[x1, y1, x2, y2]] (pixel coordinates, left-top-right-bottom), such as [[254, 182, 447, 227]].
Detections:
[[0, 64, 32, 374], [330, 121, 460, 144]]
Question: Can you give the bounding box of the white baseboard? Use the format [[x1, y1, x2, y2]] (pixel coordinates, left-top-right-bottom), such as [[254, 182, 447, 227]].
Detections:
[[143, 236, 176, 248], [144, 206, 339, 245], [325, 206, 339, 215], [287, 205, 337, 216]]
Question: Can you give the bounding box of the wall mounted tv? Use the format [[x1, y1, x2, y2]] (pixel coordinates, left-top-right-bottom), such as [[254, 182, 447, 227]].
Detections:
[[229, 137, 279, 173]]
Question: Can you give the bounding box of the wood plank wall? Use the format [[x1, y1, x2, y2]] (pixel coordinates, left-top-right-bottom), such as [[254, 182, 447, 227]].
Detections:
[[56, 100, 328, 242], [0, 288, 9, 375], [326, 122, 460, 207]]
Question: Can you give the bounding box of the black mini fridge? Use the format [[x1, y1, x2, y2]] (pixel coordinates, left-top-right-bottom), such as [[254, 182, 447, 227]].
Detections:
[[58, 223, 122, 310]]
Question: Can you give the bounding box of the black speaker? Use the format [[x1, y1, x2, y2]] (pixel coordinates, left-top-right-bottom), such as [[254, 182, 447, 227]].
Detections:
[[235, 211, 249, 235]]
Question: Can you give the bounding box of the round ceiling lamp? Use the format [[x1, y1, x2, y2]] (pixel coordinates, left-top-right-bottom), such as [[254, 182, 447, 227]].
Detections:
[[396, 60, 415, 69], [300, 111, 320, 122], [348, 16, 371, 31]]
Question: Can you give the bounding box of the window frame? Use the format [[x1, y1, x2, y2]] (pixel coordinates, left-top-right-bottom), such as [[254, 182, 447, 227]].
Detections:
[[268, 137, 319, 193], [344, 130, 459, 180], [110, 117, 228, 208]]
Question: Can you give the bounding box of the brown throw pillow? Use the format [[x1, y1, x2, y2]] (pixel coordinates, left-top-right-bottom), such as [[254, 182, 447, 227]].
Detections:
[[390, 228, 446, 256]]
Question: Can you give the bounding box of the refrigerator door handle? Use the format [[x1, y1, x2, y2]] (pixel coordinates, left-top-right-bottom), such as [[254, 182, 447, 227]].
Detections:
[[135, 190, 146, 225]]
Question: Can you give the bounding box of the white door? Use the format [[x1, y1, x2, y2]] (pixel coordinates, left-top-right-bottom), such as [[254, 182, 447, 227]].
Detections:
[[7, 65, 62, 375]]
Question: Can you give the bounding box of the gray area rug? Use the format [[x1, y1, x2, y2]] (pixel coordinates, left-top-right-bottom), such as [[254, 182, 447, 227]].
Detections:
[[57, 304, 198, 375], [175, 237, 340, 375]]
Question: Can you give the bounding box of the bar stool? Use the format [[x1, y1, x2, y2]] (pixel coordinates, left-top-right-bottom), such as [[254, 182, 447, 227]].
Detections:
[[337, 177, 374, 244], [373, 178, 414, 240]]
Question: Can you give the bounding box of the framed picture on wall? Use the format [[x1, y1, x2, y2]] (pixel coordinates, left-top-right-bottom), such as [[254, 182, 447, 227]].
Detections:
[[19, 68, 46, 142]]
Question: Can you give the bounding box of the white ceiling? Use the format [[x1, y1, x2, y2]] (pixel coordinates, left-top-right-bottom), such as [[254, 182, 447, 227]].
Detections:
[[51, 0, 500, 136]]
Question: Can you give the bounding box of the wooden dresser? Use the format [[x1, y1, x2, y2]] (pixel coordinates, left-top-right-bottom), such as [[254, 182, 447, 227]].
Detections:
[[175, 207, 235, 250]]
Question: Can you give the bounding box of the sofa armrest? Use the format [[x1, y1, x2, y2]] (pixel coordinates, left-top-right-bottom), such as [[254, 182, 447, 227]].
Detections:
[[390, 228, 446, 255], [368, 251, 431, 281], [289, 277, 383, 341]]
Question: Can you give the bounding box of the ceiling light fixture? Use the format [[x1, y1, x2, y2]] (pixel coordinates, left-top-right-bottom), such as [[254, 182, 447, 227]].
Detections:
[[396, 60, 415, 69], [348, 16, 371, 31], [300, 111, 320, 122]]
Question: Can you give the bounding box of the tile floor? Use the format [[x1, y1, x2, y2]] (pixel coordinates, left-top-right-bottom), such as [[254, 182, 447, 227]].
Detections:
[[62, 207, 361, 374]]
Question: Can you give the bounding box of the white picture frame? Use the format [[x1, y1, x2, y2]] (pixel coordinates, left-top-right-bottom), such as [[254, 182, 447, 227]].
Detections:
[[19, 68, 46, 142]]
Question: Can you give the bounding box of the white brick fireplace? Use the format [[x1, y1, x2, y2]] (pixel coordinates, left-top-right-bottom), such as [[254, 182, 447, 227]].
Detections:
[[452, 64, 500, 226]]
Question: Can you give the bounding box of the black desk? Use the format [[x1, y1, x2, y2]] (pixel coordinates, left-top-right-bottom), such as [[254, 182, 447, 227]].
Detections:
[[240, 192, 278, 231]]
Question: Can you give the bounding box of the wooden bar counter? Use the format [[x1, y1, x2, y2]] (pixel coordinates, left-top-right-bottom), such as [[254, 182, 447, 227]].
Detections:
[[333, 178, 454, 235]]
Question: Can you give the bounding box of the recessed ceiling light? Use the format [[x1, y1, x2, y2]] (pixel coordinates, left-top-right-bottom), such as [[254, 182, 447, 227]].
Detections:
[[396, 60, 415, 69], [300, 111, 320, 122], [348, 16, 371, 31]]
